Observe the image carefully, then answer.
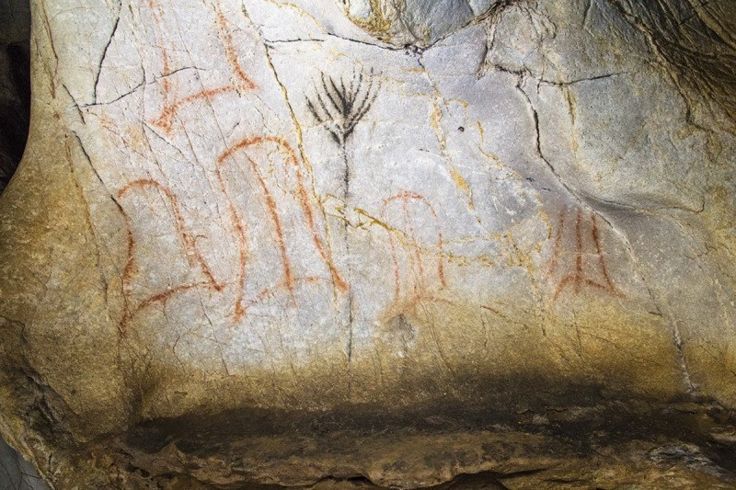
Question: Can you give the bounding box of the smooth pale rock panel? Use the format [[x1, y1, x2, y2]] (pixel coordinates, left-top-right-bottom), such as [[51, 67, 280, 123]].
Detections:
[[0, 0, 735, 487]]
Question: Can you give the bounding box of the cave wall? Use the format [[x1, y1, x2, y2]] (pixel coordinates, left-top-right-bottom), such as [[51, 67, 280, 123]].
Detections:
[[0, 0, 735, 488]]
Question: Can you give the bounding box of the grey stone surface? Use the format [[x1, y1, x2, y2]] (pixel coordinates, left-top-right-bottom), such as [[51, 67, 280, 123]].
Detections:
[[0, 0, 735, 487], [0, 439, 47, 490]]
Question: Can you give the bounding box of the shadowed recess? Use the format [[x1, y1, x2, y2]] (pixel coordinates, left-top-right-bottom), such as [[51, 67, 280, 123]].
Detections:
[[0, 0, 31, 193]]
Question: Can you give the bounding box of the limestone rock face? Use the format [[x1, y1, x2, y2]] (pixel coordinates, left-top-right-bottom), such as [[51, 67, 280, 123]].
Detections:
[[1, 0, 735, 487], [343, 0, 498, 46]]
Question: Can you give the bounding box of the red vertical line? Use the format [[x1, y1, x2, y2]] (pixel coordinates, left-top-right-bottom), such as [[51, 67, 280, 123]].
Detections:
[[388, 234, 402, 306], [246, 155, 296, 302], [161, 50, 172, 97], [117, 202, 138, 291], [167, 193, 224, 292], [381, 199, 403, 306], [215, 160, 249, 321], [147, 0, 174, 104], [548, 207, 566, 275], [590, 213, 615, 291], [294, 172, 348, 292], [574, 208, 583, 293], [223, 136, 347, 294], [284, 139, 348, 292], [416, 193, 446, 288], [117, 206, 137, 336], [401, 195, 423, 296], [391, 191, 447, 289], [435, 226, 447, 288], [287, 147, 348, 293], [214, 2, 257, 91]]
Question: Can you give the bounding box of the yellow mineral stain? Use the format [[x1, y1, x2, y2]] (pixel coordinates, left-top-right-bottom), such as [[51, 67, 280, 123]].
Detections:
[[353, 207, 399, 234], [427, 103, 478, 215], [429, 101, 444, 140], [449, 165, 475, 211], [448, 98, 470, 109], [348, 0, 393, 39], [476, 120, 485, 143]]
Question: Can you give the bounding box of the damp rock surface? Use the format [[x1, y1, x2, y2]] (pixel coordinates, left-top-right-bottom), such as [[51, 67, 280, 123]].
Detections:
[[0, 0, 735, 488]]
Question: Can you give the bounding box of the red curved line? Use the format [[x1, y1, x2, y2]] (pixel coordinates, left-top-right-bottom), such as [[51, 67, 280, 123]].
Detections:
[[152, 85, 238, 134], [381, 190, 447, 290], [591, 213, 616, 291], [246, 155, 296, 301], [548, 206, 566, 276], [402, 197, 424, 293], [116, 179, 223, 334], [214, 161, 250, 321], [118, 179, 223, 291], [120, 282, 205, 334], [219, 136, 347, 294], [214, 3, 257, 92]]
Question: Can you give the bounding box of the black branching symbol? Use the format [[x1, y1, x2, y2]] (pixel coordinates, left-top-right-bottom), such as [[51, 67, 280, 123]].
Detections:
[[306, 68, 379, 371], [306, 69, 379, 147], [306, 68, 379, 204]]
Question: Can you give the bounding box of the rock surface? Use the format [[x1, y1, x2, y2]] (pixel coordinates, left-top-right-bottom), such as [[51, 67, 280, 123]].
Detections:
[[0, 0, 735, 487]]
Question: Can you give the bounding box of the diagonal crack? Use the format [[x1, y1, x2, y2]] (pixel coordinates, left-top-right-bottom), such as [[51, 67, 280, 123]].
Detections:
[[93, 2, 122, 104]]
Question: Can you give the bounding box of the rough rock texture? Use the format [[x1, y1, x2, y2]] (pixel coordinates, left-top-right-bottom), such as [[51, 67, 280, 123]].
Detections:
[[0, 0, 735, 488], [0, 2, 48, 488]]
